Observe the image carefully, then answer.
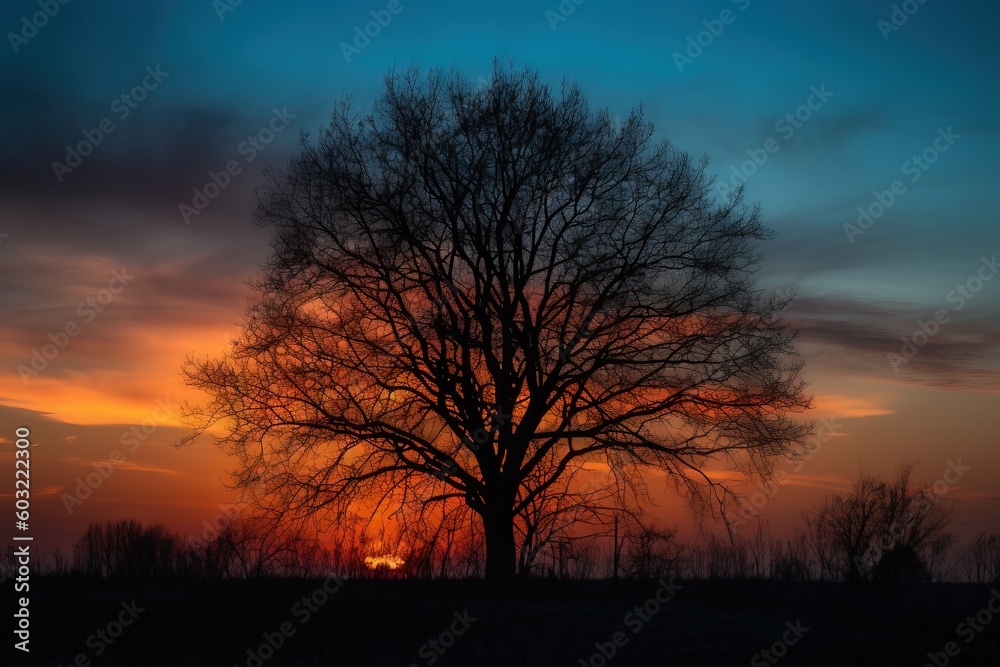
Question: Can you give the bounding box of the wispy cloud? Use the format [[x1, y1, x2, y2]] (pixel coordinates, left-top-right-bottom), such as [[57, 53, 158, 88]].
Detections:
[[812, 395, 894, 418], [0, 484, 64, 498], [60, 456, 178, 475], [785, 294, 1000, 391]]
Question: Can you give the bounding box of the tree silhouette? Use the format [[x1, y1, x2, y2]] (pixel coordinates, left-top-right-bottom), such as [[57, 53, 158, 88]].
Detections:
[[183, 63, 812, 583], [72, 518, 181, 578], [806, 463, 955, 584]]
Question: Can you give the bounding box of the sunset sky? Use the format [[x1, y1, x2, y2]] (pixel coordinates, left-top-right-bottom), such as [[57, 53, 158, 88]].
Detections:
[[2, 0, 997, 556]]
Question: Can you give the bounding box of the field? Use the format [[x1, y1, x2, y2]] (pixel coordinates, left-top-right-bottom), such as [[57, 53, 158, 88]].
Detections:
[[15, 577, 1000, 666]]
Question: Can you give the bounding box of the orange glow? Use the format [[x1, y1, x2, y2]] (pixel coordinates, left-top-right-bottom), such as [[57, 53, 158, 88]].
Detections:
[[811, 394, 895, 418], [3, 250, 997, 561], [4, 324, 236, 426], [364, 554, 405, 570]]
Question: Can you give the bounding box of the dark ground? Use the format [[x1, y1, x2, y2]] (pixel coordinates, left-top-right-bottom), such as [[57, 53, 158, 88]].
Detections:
[[8, 576, 1000, 666]]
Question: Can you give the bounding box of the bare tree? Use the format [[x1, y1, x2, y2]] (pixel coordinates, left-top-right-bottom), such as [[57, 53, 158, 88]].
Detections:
[[806, 463, 955, 584], [205, 513, 306, 578], [72, 518, 182, 578], [956, 532, 1000, 585], [515, 463, 620, 577], [182, 63, 812, 583], [772, 527, 814, 582], [620, 521, 681, 579]]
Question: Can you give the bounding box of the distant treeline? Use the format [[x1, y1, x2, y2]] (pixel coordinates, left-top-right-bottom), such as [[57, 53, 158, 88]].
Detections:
[[5, 466, 998, 584], [4, 518, 997, 586]]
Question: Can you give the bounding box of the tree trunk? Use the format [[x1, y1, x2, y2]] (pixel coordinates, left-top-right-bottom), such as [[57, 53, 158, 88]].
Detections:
[[483, 506, 516, 584]]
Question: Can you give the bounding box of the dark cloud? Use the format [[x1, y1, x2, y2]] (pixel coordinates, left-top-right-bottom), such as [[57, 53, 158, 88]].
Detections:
[[785, 293, 1000, 391]]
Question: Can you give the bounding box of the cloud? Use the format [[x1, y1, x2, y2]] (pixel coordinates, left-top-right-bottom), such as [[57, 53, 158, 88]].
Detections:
[[57, 457, 177, 475], [702, 469, 854, 493], [116, 461, 179, 474], [811, 394, 894, 418], [0, 484, 65, 498], [782, 292, 1000, 392], [0, 247, 256, 384], [778, 474, 853, 491], [951, 489, 1000, 501]]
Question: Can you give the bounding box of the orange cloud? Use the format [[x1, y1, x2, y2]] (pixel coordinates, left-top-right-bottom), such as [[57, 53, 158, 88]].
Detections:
[[811, 394, 894, 418], [0, 484, 65, 498], [60, 457, 178, 475]]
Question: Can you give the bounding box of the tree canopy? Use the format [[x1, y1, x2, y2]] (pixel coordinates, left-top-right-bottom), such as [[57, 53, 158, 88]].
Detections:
[[183, 63, 812, 582]]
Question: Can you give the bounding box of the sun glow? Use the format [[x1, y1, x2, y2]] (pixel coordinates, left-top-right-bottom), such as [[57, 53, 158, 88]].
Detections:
[[363, 554, 405, 570]]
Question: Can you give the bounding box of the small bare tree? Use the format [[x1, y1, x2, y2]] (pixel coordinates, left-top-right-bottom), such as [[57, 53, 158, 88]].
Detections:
[[956, 533, 1000, 584], [806, 463, 955, 583], [620, 521, 681, 579], [72, 519, 182, 578]]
